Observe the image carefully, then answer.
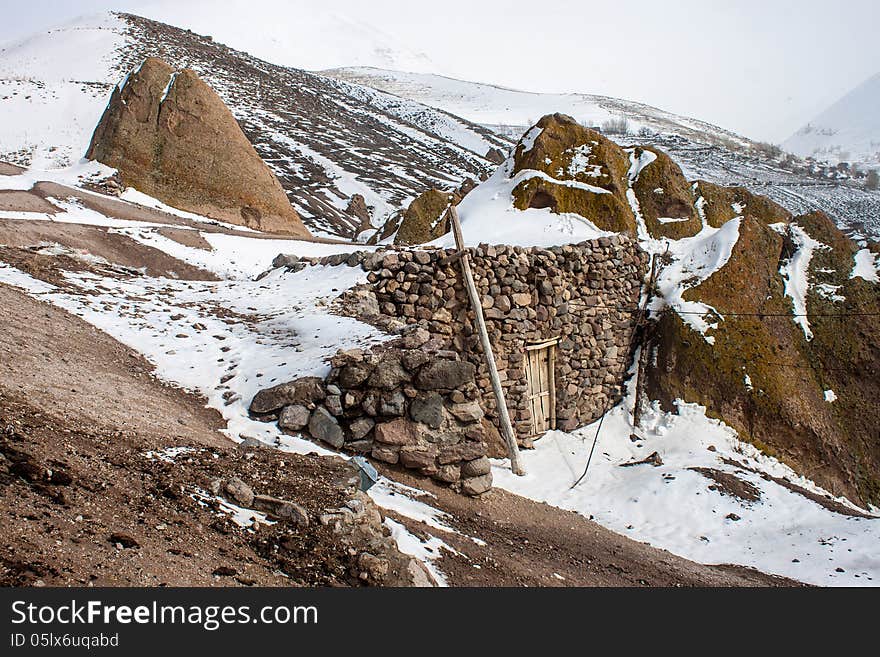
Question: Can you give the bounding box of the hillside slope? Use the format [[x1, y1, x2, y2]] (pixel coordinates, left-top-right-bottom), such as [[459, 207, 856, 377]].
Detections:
[[784, 72, 880, 168], [328, 67, 880, 239], [0, 13, 508, 238]]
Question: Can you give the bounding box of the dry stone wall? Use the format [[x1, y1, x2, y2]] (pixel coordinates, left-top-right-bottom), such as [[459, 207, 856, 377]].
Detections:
[[283, 235, 644, 438]]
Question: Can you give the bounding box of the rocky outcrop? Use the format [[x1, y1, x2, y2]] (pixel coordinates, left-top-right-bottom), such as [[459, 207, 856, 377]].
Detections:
[[693, 180, 791, 228], [629, 146, 702, 239], [393, 189, 460, 246], [646, 212, 880, 506], [86, 57, 309, 236], [510, 113, 637, 234]]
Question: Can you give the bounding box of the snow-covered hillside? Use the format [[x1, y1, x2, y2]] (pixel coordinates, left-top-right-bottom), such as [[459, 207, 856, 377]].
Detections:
[[783, 72, 880, 168], [137, 0, 434, 73], [326, 67, 754, 149], [328, 67, 880, 239], [0, 12, 507, 238]]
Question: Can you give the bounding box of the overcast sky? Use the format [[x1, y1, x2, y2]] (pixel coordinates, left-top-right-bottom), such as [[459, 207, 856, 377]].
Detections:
[[2, 0, 877, 142]]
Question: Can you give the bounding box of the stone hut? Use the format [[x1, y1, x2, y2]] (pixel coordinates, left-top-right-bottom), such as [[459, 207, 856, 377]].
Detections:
[[251, 235, 647, 494]]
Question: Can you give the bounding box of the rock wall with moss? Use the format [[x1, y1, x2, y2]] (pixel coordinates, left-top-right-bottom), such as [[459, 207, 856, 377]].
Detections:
[[645, 212, 880, 506]]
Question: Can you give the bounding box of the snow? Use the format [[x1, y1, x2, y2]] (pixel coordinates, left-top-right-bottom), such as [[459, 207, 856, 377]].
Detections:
[[783, 72, 880, 167], [774, 222, 828, 340], [824, 389, 838, 403], [851, 248, 880, 282], [647, 218, 743, 341], [492, 373, 880, 587], [519, 126, 543, 153], [0, 14, 128, 168], [327, 68, 752, 151], [431, 159, 613, 249], [140, 0, 434, 75]]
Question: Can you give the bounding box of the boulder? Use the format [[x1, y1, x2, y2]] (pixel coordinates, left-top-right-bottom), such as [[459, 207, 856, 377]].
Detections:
[[308, 407, 344, 448], [278, 404, 310, 430], [629, 146, 701, 239], [86, 58, 308, 235], [250, 377, 325, 414], [409, 393, 445, 429], [374, 418, 418, 446], [394, 189, 460, 246], [253, 495, 309, 526], [510, 113, 637, 234], [461, 473, 493, 496], [414, 360, 476, 390], [693, 180, 791, 228]]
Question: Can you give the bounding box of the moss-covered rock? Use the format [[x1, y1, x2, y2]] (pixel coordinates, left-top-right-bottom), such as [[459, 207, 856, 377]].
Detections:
[[630, 147, 701, 239], [393, 189, 460, 246], [646, 213, 880, 506], [693, 180, 791, 228], [510, 113, 637, 234]]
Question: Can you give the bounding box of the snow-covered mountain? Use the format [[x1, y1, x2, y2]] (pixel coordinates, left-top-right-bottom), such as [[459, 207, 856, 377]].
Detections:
[[0, 12, 507, 238], [783, 72, 880, 168], [136, 0, 434, 73]]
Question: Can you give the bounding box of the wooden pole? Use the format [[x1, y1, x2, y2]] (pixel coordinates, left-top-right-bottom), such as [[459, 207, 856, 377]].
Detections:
[[631, 254, 658, 431], [448, 206, 526, 476]]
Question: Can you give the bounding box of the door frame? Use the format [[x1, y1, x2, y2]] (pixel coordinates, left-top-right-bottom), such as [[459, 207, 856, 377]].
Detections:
[[524, 337, 558, 436]]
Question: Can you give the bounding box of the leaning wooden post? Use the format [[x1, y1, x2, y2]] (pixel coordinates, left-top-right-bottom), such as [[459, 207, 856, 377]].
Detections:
[[448, 206, 526, 476]]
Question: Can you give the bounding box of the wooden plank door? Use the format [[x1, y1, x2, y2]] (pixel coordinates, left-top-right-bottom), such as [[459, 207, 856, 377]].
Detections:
[[525, 343, 555, 436]]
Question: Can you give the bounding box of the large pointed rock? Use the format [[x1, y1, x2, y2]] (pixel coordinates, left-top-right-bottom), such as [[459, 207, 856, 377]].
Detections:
[[86, 58, 309, 236]]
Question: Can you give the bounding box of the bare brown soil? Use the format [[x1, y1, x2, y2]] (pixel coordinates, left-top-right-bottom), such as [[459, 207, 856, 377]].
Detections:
[[0, 222, 217, 280], [0, 161, 24, 175]]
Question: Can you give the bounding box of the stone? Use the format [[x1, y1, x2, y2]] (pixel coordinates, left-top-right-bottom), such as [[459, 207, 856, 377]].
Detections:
[[461, 456, 491, 478], [308, 407, 345, 448], [349, 417, 375, 440], [461, 473, 493, 496], [371, 445, 400, 464], [401, 349, 430, 371], [253, 495, 309, 526], [409, 393, 445, 429], [250, 377, 325, 414], [512, 292, 533, 307], [373, 418, 418, 446], [449, 402, 483, 423], [379, 390, 406, 416], [433, 464, 461, 483], [368, 357, 410, 389], [414, 360, 476, 390], [438, 442, 485, 464], [325, 395, 343, 416], [338, 363, 371, 388], [272, 253, 299, 268], [278, 404, 310, 430], [224, 477, 254, 507], [399, 446, 439, 469], [87, 58, 308, 235]]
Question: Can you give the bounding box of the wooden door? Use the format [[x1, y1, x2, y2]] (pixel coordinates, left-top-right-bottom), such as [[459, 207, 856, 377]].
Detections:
[[525, 340, 556, 436]]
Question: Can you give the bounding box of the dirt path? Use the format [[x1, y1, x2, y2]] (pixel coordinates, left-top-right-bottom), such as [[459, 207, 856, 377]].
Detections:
[[382, 468, 801, 587]]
